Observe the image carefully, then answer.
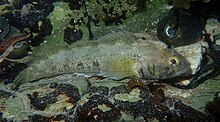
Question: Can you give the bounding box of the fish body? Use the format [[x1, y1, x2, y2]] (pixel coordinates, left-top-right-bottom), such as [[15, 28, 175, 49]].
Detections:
[[12, 31, 191, 88]]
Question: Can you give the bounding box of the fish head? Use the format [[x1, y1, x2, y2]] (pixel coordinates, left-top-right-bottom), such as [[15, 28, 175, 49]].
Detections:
[[138, 48, 192, 79]]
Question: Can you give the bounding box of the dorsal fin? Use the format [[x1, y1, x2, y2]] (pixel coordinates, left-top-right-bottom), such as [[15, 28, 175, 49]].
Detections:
[[66, 30, 138, 49], [22, 31, 137, 65], [96, 30, 137, 42]]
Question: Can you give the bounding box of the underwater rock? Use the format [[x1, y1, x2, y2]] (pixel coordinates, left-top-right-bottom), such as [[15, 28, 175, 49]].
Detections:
[[205, 93, 220, 121], [0, 61, 27, 84], [75, 87, 121, 121], [64, 27, 83, 44], [0, 74, 89, 121], [0, 17, 31, 83], [190, 0, 220, 19], [0, 88, 13, 99], [157, 8, 205, 47], [0, 4, 11, 16], [27, 83, 81, 111], [31, 18, 53, 46], [205, 19, 220, 61], [2, 1, 54, 47], [169, 0, 213, 10], [0, 16, 10, 40], [28, 114, 72, 122], [0, 74, 217, 121], [3, 3, 54, 32], [164, 99, 215, 121], [175, 40, 205, 75], [67, 0, 84, 10]]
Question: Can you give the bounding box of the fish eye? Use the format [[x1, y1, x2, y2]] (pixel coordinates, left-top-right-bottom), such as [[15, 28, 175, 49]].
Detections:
[[169, 57, 179, 66]]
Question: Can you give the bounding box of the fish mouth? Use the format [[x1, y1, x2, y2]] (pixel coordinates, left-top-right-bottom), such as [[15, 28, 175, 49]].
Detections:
[[175, 66, 192, 77], [165, 64, 192, 79]]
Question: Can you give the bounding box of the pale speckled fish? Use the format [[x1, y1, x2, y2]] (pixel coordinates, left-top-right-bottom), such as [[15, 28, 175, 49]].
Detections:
[[12, 31, 192, 88]]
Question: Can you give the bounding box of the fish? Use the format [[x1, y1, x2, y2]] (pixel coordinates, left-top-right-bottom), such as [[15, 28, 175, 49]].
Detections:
[[12, 31, 192, 88]]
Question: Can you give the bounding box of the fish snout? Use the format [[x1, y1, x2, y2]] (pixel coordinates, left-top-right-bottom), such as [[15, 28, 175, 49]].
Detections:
[[165, 60, 192, 79]]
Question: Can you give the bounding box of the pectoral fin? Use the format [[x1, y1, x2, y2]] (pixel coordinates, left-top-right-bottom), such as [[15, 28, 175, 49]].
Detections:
[[100, 55, 140, 80]]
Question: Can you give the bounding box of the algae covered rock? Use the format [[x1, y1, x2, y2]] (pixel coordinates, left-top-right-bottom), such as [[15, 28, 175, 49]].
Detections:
[[0, 0, 220, 121], [0, 75, 216, 121]]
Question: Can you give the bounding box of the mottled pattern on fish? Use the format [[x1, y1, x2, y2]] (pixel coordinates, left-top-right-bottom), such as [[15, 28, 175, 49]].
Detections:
[[12, 31, 192, 88]]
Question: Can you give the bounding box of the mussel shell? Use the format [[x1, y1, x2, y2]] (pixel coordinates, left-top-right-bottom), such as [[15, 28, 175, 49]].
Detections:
[[3, 26, 29, 59], [0, 16, 10, 40], [7, 41, 29, 59], [157, 9, 205, 47]]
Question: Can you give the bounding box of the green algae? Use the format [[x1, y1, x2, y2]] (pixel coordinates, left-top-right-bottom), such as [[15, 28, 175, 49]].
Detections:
[[0, 4, 11, 16], [114, 88, 142, 102], [89, 0, 169, 37], [0, 96, 24, 120], [45, 2, 71, 46], [98, 104, 112, 112], [18, 74, 89, 96], [32, 2, 71, 58], [91, 78, 129, 89], [190, 75, 220, 112]]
